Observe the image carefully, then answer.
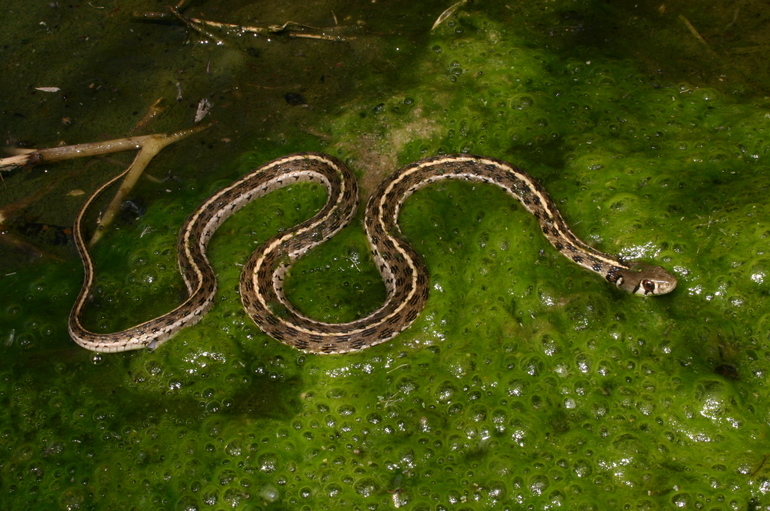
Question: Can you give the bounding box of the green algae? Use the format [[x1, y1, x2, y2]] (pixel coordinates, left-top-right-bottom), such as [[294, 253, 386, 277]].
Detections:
[[4, 3, 770, 511]]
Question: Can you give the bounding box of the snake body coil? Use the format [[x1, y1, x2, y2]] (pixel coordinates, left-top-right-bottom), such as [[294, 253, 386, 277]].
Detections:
[[69, 153, 677, 353]]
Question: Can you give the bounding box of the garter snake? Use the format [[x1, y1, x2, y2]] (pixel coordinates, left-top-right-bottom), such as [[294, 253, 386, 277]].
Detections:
[[69, 152, 677, 354]]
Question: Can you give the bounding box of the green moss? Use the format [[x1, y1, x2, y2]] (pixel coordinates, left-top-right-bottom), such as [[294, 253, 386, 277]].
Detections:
[[4, 4, 770, 511]]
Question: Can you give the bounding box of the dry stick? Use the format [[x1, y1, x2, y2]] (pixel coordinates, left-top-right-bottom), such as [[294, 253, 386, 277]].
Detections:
[[1, 133, 181, 171], [0, 125, 210, 244]]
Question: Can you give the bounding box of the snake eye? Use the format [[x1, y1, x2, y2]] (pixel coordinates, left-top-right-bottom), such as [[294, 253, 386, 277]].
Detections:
[[642, 279, 656, 294]]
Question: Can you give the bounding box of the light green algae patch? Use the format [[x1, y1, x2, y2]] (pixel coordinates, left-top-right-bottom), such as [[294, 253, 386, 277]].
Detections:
[[3, 7, 770, 511]]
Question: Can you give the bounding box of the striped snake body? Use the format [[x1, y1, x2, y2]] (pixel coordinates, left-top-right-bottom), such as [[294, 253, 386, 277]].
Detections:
[[69, 153, 677, 354]]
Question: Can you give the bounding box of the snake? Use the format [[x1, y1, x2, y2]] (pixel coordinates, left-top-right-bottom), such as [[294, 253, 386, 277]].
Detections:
[[69, 152, 677, 354]]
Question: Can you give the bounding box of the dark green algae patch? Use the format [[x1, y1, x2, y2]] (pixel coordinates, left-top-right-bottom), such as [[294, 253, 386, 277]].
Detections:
[[4, 10, 770, 511]]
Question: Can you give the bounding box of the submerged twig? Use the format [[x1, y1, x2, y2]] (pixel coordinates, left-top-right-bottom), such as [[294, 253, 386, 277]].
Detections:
[[167, 5, 226, 45], [724, 0, 746, 30], [0, 232, 64, 263], [750, 454, 769, 478], [679, 15, 711, 49], [133, 9, 351, 42], [128, 97, 167, 135]]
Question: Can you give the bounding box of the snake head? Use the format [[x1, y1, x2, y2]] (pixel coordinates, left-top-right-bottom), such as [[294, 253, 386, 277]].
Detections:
[[614, 262, 678, 296]]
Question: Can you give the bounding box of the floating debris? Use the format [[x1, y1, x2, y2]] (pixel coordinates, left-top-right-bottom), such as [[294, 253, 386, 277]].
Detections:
[[194, 98, 212, 123], [432, 0, 467, 31]]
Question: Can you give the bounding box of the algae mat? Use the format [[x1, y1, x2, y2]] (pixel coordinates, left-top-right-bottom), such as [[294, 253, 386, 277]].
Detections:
[[2, 3, 770, 510]]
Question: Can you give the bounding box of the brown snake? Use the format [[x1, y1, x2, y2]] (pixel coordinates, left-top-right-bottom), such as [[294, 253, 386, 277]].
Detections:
[[69, 152, 677, 354]]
